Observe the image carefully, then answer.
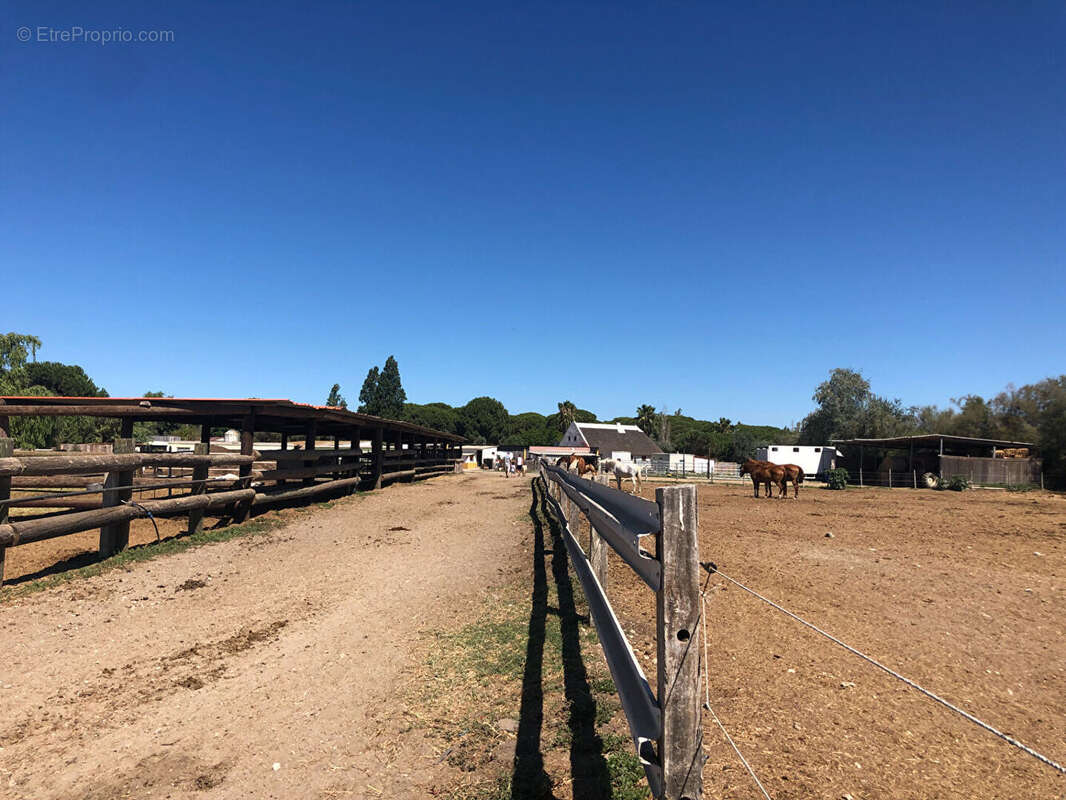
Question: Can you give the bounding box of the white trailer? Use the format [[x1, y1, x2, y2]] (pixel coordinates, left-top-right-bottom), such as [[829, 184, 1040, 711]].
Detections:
[[756, 444, 838, 477]]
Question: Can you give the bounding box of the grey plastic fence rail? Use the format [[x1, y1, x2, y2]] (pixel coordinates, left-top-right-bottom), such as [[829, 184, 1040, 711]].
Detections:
[[554, 474, 662, 591], [542, 463, 659, 534], [540, 471, 664, 797]]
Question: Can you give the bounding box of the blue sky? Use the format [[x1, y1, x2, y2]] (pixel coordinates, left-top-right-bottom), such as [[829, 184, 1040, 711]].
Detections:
[[3, 1, 1063, 427]]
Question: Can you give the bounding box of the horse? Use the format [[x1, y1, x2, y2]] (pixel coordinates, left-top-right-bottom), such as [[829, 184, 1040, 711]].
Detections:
[[566, 455, 588, 474], [740, 458, 786, 498], [780, 463, 804, 498], [580, 462, 598, 480], [601, 459, 645, 494]]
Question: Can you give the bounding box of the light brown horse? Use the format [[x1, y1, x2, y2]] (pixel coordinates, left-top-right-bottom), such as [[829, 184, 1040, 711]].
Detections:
[[780, 463, 805, 498], [740, 458, 786, 498]]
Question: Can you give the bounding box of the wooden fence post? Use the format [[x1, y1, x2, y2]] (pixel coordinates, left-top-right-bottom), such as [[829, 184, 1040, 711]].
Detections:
[[0, 437, 12, 586], [656, 484, 704, 800], [372, 427, 383, 489], [589, 515, 608, 591], [187, 442, 210, 535], [100, 437, 135, 557], [233, 413, 255, 522]]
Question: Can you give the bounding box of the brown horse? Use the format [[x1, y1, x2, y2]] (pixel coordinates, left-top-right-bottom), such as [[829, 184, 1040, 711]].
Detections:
[[780, 463, 805, 498], [740, 458, 786, 498]]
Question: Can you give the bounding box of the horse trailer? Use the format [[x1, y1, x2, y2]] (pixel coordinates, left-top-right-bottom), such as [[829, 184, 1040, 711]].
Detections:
[[756, 445, 838, 478]]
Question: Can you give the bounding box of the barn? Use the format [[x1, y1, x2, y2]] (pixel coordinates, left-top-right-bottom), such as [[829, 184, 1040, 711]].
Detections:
[[558, 421, 664, 463], [833, 434, 1042, 487]]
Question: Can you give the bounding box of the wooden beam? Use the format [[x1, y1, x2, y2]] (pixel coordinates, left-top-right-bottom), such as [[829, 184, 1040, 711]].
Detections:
[[0, 437, 11, 585], [655, 484, 704, 800], [372, 427, 383, 490], [0, 488, 255, 548], [187, 442, 210, 535], [0, 452, 253, 477], [99, 438, 135, 557], [233, 412, 256, 522]]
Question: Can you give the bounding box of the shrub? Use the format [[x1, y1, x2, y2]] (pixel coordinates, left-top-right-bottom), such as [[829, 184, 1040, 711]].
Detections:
[[825, 468, 849, 490], [936, 475, 970, 491]]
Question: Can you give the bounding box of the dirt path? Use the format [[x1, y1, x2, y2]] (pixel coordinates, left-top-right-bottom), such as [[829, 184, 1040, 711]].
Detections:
[[0, 471, 533, 799]]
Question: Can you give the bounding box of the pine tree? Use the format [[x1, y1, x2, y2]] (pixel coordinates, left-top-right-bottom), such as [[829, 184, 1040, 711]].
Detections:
[[375, 356, 406, 419], [358, 367, 380, 414], [326, 383, 347, 409]]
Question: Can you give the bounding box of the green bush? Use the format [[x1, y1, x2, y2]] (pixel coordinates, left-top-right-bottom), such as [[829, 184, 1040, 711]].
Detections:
[[936, 475, 971, 491], [825, 468, 849, 490]]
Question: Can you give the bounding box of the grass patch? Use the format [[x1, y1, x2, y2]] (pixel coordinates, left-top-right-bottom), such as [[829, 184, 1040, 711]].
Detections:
[[0, 513, 286, 603], [411, 479, 650, 799]]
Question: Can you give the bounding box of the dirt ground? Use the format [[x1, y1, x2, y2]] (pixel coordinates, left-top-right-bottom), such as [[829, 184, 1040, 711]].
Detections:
[[0, 471, 535, 799], [605, 482, 1066, 799]]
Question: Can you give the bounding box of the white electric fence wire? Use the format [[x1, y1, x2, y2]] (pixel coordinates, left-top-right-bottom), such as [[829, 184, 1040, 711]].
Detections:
[[708, 565, 1066, 777], [700, 584, 774, 800]]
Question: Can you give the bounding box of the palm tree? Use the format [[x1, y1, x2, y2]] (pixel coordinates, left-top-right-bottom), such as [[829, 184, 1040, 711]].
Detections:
[[636, 404, 657, 435], [557, 400, 577, 432]]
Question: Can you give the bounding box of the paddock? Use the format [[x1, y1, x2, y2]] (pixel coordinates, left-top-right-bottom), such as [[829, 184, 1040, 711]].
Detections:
[[605, 481, 1066, 798]]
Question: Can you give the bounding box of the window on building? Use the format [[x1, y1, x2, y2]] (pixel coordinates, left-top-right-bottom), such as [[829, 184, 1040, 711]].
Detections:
[[771, 447, 778, 452], [793, 447, 800, 452], [814, 447, 821, 452]]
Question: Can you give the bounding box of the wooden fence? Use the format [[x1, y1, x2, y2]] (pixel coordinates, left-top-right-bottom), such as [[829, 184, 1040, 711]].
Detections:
[[540, 463, 704, 800], [0, 397, 463, 586]]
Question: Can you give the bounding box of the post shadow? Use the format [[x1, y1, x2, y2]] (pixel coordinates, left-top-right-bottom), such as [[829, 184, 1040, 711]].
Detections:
[[511, 479, 611, 799]]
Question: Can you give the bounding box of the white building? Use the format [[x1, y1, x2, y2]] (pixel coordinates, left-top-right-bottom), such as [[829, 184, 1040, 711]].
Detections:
[[558, 422, 664, 463]]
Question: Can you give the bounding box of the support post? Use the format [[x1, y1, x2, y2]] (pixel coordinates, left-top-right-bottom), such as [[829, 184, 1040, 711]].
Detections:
[[372, 427, 383, 489], [0, 437, 12, 585], [302, 420, 317, 487], [233, 412, 255, 521], [187, 442, 210, 535], [589, 514, 608, 592], [913, 469, 917, 489], [655, 484, 704, 800], [100, 437, 135, 556]]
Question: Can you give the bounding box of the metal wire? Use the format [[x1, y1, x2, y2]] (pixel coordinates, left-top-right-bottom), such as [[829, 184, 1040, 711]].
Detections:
[[120, 499, 160, 542], [699, 576, 774, 800], [701, 562, 1066, 777]]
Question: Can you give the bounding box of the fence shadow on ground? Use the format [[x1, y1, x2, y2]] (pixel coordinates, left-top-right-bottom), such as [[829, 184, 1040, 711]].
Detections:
[[511, 479, 611, 800]]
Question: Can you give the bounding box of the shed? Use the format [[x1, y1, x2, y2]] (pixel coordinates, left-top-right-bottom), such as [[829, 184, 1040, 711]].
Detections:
[[832, 434, 1041, 487]]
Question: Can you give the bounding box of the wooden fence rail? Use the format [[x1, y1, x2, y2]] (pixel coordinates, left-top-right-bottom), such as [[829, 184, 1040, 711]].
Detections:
[[539, 463, 704, 800], [0, 444, 461, 586]]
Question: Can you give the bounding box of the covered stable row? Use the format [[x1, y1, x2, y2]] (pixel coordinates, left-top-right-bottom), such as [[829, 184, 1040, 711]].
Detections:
[[0, 397, 464, 584], [832, 434, 1042, 487]]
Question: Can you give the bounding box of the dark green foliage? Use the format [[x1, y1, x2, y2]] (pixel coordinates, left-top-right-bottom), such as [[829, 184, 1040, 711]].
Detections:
[[325, 383, 347, 409], [458, 396, 510, 444], [825, 468, 849, 490], [402, 402, 460, 434], [545, 407, 597, 434], [23, 361, 107, 398], [503, 411, 557, 446], [936, 475, 971, 491], [356, 356, 406, 418], [358, 366, 379, 412], [799, 368, 913, 443]]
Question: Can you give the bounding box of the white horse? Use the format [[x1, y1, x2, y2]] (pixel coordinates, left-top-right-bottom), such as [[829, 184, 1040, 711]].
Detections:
[[601, 459, 645, 493]]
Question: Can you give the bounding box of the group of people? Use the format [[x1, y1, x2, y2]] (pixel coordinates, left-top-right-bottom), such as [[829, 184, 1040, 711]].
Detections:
[[494, 451, 525, 477]]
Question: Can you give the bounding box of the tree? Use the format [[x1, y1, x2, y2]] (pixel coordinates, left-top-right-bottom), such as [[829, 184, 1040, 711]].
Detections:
[[402, 402, 459, 434], [636, 404, 657, 436], [556, 400, 577, 433], [458, 397, 510, 444], [358, 367, 380, 413], [23, 361, 106, 398], [326, 383, 347, 409], [376, 356, 406, 418], [0, 332, 42, 394]]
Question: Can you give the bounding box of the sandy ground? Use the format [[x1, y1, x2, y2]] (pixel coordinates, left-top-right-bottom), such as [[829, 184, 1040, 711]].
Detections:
[[0, 471, 533, 800], [606, 482, 1066, 799]]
